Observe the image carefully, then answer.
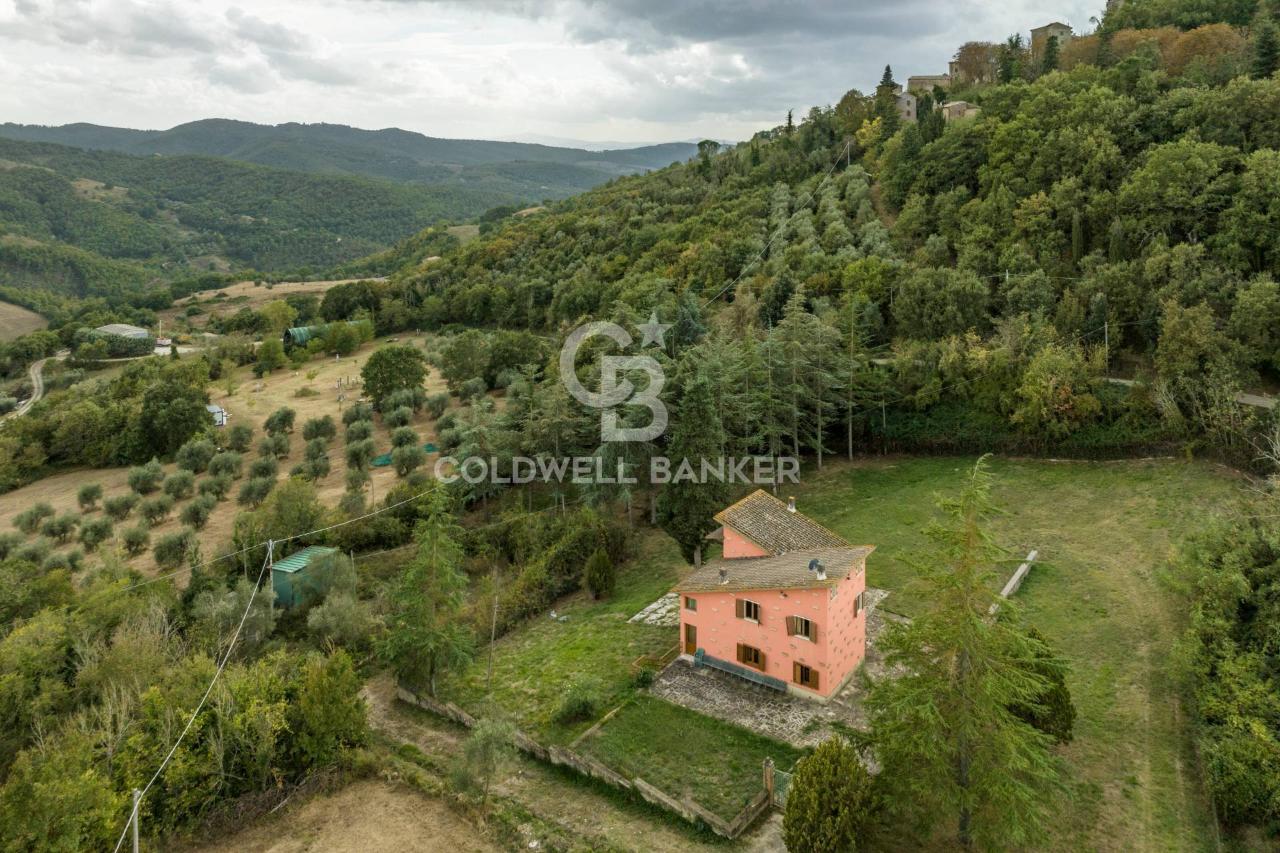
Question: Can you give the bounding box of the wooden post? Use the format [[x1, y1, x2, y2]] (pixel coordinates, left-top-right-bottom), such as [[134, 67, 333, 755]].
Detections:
[[266, 539, 275, 614], [763, 757, 775, 801], [131, 788, 141, 853]]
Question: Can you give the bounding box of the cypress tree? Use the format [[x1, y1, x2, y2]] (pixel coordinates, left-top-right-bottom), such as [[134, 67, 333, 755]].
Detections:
[[1041, 35, 1060, 74], [1252, 8, 1280, 79], [657, 374, 728, 565]]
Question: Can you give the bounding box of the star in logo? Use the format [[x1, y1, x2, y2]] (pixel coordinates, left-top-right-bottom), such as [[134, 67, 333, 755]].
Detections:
[[637, 311, 671, 349]]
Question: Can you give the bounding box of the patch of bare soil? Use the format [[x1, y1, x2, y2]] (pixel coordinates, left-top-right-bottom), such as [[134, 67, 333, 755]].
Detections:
[[183, 779, 496, 853]]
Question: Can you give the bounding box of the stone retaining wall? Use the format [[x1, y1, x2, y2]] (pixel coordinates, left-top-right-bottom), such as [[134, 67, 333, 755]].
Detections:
[[395, 684, 773, 838]]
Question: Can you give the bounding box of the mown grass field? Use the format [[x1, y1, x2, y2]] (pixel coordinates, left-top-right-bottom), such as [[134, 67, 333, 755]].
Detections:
[[799, 455, 1249, 852], [0, 300, 46, 342], [439, 455, 1247, 846]]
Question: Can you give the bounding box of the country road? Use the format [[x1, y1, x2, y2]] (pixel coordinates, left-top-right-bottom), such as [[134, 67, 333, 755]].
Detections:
[[13, 356, 50, 417]]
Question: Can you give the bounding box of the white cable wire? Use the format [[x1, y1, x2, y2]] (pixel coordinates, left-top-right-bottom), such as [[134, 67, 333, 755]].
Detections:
[[110, 545, 275, 853]]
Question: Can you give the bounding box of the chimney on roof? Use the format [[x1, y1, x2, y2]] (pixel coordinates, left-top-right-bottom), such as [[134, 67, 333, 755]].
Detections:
[[719, 567, 728, 585], [787, 496, 796, 512]]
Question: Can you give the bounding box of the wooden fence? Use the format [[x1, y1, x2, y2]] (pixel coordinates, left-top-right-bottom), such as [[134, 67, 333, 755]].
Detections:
[[395, 684, 774, 838]]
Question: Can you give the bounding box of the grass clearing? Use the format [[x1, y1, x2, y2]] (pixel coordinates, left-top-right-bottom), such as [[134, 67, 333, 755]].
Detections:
[[0, 300, 47, 342], [798, 456, 1248, 852], [581, 695, 804, 821]]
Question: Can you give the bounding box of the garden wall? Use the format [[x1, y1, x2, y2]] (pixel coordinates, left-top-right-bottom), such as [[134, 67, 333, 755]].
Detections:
[[395, 684, 774, 838]]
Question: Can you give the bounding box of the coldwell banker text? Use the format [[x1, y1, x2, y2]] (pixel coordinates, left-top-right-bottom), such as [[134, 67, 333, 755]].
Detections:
[[433, 456, 801, 486]]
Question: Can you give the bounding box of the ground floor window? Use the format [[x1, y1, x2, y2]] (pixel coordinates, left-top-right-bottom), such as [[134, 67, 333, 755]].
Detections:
[[793, 663, 820, 690], [736, 643, 765, 670]]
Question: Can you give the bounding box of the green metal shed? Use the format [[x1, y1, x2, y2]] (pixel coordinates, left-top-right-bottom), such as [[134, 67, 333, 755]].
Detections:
[[282, 325, 325, 350], [271, 545, 339, 609]]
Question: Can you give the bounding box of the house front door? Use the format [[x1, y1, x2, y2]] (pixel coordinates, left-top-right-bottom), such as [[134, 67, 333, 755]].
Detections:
[[684, 624, 697, 655]]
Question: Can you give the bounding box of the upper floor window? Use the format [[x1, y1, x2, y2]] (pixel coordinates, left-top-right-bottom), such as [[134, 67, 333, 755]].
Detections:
[[786, 615, 817, 642], [684, 596, 697, 611], [735, 598, 761, 622]]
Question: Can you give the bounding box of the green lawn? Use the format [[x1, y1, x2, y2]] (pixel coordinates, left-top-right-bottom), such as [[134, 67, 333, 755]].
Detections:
[[797, 456, 1249, 852], [579, 695, 805, 821], [439, 532, 682, 743]]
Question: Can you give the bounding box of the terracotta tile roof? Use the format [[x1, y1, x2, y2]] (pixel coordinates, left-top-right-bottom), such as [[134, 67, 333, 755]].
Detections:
[[675, 546, 874, 594], [714, 489, 848, 554], [675, 545, 875, 591]]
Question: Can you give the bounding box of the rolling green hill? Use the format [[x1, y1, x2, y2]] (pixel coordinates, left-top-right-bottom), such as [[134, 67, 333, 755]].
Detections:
[[0, 119, 696, 188]]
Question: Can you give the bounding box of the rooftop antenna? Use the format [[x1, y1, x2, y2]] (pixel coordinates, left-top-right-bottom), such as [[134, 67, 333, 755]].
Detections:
[[808, 558, 826, 580]]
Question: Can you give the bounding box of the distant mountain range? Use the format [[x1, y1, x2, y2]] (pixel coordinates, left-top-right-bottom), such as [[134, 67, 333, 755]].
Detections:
[[0, 119, 697, 188], [0, 120, 697, 303]]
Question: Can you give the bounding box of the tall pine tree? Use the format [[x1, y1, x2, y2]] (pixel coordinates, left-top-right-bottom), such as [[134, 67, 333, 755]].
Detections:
[[1253, 7, 1280, 79], [866, 458, 1063, 848], [657, 373, 728, 565]]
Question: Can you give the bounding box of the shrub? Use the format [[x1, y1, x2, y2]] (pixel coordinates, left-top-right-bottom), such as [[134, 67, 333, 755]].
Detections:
[[200, 474, 233, 501], [583, 548, 615, 600], [302, 415, 337, 441], [128, 459, 164, 494], [225, 422, 254, 452], [385, 405, 413, 428], [632, 667, 656, 688], [782, 738, 877, 853], [176, 439, 216, 473], [249, 457, 278, 480], [0, 532, 21, 560], [425, 392, 449, 419], [208, 451, 243, 479], [16, 537, 52, 564], [260, 433, 291, 459], [41, 552, 71, 572], [0, 396, 17, 415], [460, 377, 487, 400], [391, 445, 425, 477], [103, 494, 138, 521], [345, 467, 370, 491], [342, 403, 373, 425], [338, 490, 366, 517], [305, 438, 329, 461], [554, 677, 603, 724], [122, 525, 150, 556], [13, 503, 54, 534], [238, 476, 275, 507], [77, 483, 103, 511], [300, 456, 331, 481], [42, 512, 81, 543], [264, 406, 296, 435], [79, 517, 114, 552], [345, 419, 373, 443], [307, 592, 376, 648], [345, 439, 376, 471], [140, 494, 175, 524], [163, 470, 196, 500], [154, 529, 196, 569], [383, 387, 424, 413], [391, 426, 418, 448], [180, 495, 217, 530]]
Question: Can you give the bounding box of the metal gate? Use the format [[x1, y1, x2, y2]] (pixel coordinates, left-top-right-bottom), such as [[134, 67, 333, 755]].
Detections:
[[773, 767, 793, 807]]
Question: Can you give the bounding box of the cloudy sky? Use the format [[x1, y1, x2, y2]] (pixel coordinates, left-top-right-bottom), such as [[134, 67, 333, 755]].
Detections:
[[0, 0, 1097, 146]]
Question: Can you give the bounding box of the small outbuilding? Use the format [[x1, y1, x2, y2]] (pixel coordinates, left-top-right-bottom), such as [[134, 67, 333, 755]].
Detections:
[[271, 545, 340, 609], [206, 404, 229, 427], [95, 323, 151, 340]]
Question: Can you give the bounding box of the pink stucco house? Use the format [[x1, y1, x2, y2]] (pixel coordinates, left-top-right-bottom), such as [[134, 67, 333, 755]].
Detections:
[[675, 490, 873, 700]]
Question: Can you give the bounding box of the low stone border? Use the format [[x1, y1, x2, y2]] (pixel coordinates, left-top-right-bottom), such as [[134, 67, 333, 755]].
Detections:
[[395, 684, 773, 839]]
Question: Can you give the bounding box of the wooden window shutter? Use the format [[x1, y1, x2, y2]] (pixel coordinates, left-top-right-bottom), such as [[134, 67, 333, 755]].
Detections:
[[735, 599, 745, 619], [793, 662, 801, 683], [809, 621, 818, 643], [811, 669, 819, 690], [736, 643, 745, 663], [758, 651, 766, 670], [785, 615, 797, 636]]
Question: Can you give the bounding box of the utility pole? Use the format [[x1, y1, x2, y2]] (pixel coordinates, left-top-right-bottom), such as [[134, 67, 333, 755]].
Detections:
[[487, 566, 500, 697], [131, 788, 141, 853], [1103, 320, 1110, 370], [264, 535, 275, 614]]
